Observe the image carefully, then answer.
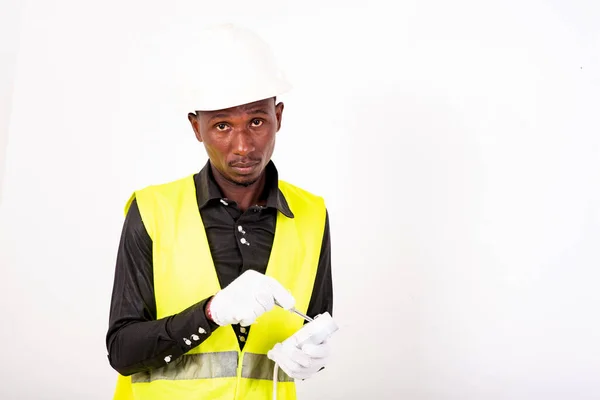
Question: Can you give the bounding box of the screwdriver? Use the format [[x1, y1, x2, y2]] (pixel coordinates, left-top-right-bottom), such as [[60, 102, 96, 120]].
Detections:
[[274, 300, 314, 322]]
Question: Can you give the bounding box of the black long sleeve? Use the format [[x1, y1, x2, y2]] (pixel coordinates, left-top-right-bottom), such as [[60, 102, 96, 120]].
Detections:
[[106, 200, 218, 376], [306, 211, 333, 319]]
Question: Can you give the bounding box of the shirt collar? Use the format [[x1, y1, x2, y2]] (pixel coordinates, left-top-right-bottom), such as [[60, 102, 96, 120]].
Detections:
[[195, 159, 294, 218]]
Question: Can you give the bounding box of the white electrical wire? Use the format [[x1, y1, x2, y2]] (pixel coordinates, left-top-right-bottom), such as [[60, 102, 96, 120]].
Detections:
[[272, 363, 280, 400]]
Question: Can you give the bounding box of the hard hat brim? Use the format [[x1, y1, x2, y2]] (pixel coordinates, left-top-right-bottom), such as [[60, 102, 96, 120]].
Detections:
[[184, 76, 292, 112]]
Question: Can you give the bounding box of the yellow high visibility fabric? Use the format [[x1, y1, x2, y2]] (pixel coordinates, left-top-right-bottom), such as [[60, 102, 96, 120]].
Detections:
[[112, 174, 326, 400]]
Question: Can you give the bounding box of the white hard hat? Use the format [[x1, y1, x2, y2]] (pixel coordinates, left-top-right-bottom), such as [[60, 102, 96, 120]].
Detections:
[[179, 23, 292, 112]]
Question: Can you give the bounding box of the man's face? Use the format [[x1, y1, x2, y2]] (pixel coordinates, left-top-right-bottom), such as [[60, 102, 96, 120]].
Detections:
[[188, 98, 284, 187]]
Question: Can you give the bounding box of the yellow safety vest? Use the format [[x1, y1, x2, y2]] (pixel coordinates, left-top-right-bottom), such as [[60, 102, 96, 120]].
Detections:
[[111, 174, 327, 400]]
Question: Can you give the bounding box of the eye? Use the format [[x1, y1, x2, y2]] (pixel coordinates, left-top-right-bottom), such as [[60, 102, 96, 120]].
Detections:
[[251, 119, 263, 127], [215, 123, 229, 131]]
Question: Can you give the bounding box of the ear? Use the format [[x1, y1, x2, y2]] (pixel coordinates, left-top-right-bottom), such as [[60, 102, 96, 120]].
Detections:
[[275, 102, 284, 132], [188, 112, 203, 142]]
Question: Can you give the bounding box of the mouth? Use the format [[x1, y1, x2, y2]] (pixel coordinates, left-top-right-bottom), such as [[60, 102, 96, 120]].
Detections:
[[230, 162, 260, 174]]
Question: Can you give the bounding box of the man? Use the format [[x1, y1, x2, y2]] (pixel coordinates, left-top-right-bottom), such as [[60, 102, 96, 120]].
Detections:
[[106, 24, 334, 400]]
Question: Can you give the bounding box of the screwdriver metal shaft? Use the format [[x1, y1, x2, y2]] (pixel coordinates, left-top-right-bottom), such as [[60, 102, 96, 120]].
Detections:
[[274, 300, 313, 322]]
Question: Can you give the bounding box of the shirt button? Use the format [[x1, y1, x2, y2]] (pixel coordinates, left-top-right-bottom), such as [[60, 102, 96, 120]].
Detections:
[[191, 334, 200, 341], [239, 336, 246, 342], [240, 327, 246, 334], [240, 238, 250, 246]]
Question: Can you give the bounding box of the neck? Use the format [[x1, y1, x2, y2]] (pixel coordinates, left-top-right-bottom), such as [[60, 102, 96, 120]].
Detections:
[[211, 165, 267, 211]]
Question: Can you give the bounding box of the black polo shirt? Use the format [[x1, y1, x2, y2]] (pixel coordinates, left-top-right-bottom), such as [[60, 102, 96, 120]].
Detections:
[[106, 160, 333, 376]]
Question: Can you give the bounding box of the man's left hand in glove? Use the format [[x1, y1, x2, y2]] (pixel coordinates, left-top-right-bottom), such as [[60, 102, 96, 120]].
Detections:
[[267, 322, 332, 380]]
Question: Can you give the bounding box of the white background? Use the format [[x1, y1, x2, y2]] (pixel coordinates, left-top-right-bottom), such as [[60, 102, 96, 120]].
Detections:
[[1, 0, 599, 399]]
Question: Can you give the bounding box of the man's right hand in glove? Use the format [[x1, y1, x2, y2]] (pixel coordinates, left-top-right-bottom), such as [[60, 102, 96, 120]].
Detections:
[[206, 270, 295, 327]]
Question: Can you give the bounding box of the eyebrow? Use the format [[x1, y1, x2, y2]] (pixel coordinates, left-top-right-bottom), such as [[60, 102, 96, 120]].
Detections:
[[207, 113, 229, 122], [207, 109, 270, 123], [245, 109, 269, 116]]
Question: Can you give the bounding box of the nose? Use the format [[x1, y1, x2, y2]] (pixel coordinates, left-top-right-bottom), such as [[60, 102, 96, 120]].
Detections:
[[232, 129, 254, 156]]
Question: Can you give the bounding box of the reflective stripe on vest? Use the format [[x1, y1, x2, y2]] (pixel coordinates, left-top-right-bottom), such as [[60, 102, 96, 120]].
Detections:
[[113, 174, 326, 400], [131, 352, 294, 383]]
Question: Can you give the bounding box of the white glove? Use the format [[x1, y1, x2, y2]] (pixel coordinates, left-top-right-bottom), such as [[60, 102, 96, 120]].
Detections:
[[267, 321, 332, 380], [208, 270, 295, 327]]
